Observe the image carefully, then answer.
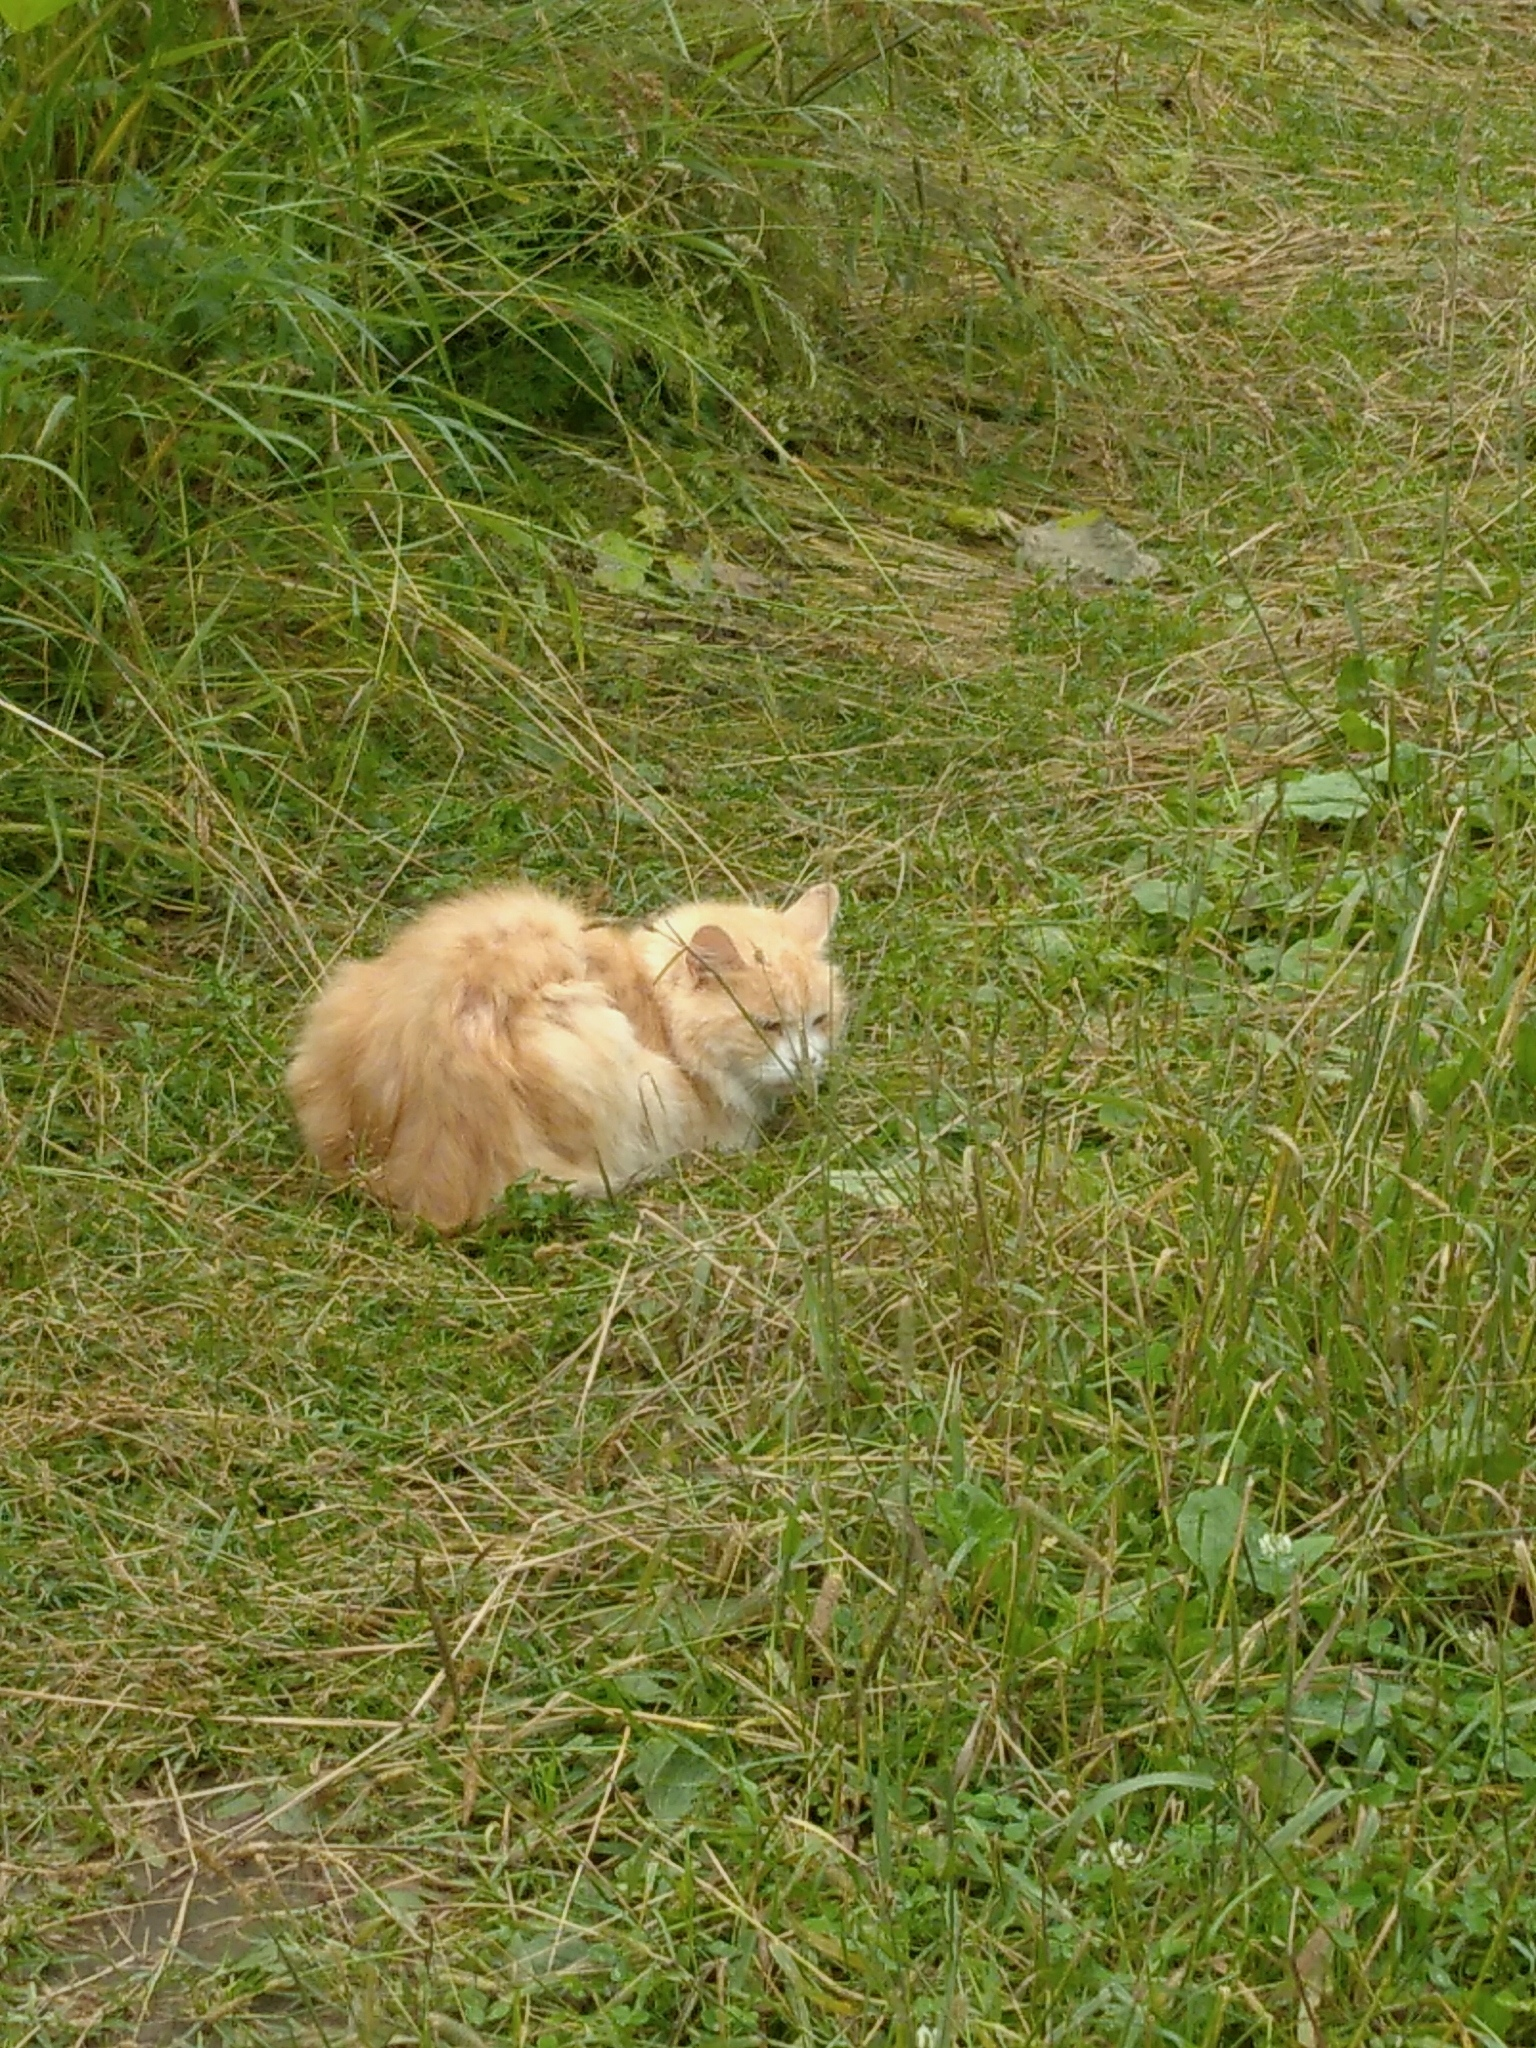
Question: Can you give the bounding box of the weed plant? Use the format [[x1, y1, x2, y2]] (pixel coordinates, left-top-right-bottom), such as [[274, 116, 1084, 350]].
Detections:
[[5, 2, 1536, 2043]]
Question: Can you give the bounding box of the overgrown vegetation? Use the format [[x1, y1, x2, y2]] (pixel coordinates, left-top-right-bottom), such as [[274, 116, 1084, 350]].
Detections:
[[5, 2, 1536, 2042]]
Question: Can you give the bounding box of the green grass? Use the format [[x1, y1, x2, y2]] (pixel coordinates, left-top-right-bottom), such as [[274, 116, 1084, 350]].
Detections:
[[6, 1, 1536, 2042]]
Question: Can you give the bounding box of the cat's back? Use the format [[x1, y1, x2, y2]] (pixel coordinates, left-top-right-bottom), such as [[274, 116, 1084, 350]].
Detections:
[[387, 885, 585, 976], [306, 887, 593, 1056]]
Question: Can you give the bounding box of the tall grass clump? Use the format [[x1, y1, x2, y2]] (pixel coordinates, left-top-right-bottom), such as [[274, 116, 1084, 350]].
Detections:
[[1, 0, 1023, 944]]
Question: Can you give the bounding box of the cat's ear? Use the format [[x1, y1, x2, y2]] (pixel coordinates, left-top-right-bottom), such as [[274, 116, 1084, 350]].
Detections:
[[783, 883, 839, 947], [687, 924, 744, 981]]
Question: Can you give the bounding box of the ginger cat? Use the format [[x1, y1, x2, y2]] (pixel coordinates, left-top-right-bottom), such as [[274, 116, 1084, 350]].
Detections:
[[286, 881, 845, 1230]]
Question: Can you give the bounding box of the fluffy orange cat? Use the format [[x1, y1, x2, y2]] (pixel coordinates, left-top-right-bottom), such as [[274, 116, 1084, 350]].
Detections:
[[286, 881, 845, 1229]]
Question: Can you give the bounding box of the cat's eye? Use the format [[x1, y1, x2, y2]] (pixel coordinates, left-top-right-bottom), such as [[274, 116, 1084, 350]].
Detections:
[[810, 1011, 830, 1029], [756, 1017, 786, 1035]]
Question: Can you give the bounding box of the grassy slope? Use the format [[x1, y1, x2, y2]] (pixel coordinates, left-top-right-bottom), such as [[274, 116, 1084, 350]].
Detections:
[[6, 2, 1536, 2042]]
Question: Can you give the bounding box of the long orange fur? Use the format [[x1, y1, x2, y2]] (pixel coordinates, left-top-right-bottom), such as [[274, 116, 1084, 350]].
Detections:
[[286, 881, 845, 1229]]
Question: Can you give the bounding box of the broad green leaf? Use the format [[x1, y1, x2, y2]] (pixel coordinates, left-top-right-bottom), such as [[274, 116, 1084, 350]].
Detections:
[[1337, 708, 1385, 752], [1272, 937, 1344, 989], [0, 0, 78, 26], [633, 1736, 718, 1822], [1090, 1090, 1151, 1133], [1021, 923, 1076, 966], [1424, 1044, 1484, 1115], [1130, 876, 1213, 921], [1249, 1744, 1314, 1814], [1364, 740, 1426, 789], [1175, 1484, 1243, 1590], [591, 529, 651, 594], [1124, 1338, 1171, 1384], [1335, 651, 1374, 708], [1494, 739, 1536, 784], [504, 1929, 605, 1981], [1291, 1677, 1404, 1739], [613, 1669, 672, 1704], [1279, 771, 1373, 824], [666, 551, 711, 594]]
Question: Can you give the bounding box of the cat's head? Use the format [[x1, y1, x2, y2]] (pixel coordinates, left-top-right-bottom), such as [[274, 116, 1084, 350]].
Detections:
[[655, 884, 846, 1106]]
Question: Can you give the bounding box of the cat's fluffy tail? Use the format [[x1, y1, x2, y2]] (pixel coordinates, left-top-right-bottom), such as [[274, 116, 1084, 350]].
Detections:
[[286, 888, 589, 1228], [286, 957, 378, 1180]]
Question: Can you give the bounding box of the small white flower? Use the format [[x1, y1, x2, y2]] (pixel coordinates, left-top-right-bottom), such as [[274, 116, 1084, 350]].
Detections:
[[1107, 1837, 1146, 1871], [1256, 1530, 1294, 1566], [1460, 1622, 1498, 1670], [916, 2028, 940, 2048]]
